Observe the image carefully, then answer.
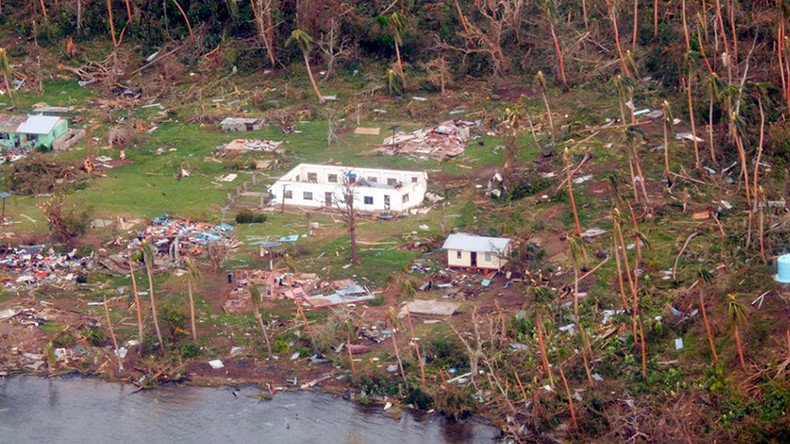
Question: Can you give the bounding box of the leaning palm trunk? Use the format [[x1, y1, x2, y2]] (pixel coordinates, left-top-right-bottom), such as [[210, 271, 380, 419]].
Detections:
[[142, 243, 165, 352], [129, 264, 145, 354], [103, 296, 123, 372], [250, 286, 272, 355], [188, 279, 197, 341]]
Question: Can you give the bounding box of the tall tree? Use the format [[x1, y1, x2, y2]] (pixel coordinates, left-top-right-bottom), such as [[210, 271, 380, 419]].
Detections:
[[106, 0, 117, 47], [142, 241, 165, 352], [185, 257, 201, 342], [286, 29, 325, 104], [726, 294, 747, 370], [0, 48, 15, 108], [129, 262, 145, 354], [250, 285, 273, 355], [386, 12, 407, 85], [545, 0, 568, 87]]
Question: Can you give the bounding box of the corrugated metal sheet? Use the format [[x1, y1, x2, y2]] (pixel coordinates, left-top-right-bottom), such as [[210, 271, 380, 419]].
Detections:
[[17, 115, 62, 135], [0, 114, 27, 133]]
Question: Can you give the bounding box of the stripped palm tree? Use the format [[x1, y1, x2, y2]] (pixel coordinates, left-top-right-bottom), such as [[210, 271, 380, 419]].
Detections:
[[727, 294, 748, 370], [0, 48, 15, 108], [567, 235, 593, 383], [128, 261, 145, 354], [534, 71, 554, 144], [250, 285, 272, 355], [286, 29, 324, 104], [185, 257, 201, 342], [141, 241, 165, 352], [661, 100, 673, 183], [697, 266, 719, 363], [387, 12, 407, 85], [387, 307, 407, 385]]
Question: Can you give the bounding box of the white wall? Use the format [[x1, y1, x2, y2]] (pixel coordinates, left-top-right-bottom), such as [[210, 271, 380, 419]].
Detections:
[[445, 246, 510, 270], [269, 164, 427, 213]]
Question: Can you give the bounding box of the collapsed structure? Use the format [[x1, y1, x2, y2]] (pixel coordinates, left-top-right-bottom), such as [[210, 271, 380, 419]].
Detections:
[[224, 269, 373, 312], [220, 117, 265, 132], [100, 216, 237, 272], [0, 245, 92, 289], [269, 163, 428, 213], [216, 138, 284, 155], [379, 120, 478, 159]]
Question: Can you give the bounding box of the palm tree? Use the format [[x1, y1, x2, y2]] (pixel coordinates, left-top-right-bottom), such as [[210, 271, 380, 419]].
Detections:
[[726, 294, 747, 370], [171, 0, 195, 40], [697, 267, 719, 363], [125, 0, 133, 22], [545, 0, 568, 88], [128, 262, 145, 354], [705, 73, 722, 165], [286, 29, 325, 104], [387, 307, 407, 385], [534, 71, 554, 143], [141, 241, 165, 352], [103, 296, 123, 372], [250, 285, 273, 355], [563, 148, 587, 260], [684, 72, 701, 169], [345, 319, 356, 376], [0, 48, 15, 108], [661, 100, 673, 181], [38, 0, 48, 21], [387, 12, 407, 85], [106, 0, 117, 47], [384, 68, 404, 97], [185, 257, 201, 342], [567, 235, 593, 383]]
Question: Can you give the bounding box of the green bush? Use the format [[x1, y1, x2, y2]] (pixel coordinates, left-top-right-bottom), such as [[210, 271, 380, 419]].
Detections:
[[180, 342, 202, 359], [235, 210, 267, 224]]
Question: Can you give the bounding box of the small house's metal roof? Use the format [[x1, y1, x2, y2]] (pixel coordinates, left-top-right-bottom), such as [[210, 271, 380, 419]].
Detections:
[[17, 115, 63, 135], [442, 233, 511, 253], [0, 114, 27, 133]]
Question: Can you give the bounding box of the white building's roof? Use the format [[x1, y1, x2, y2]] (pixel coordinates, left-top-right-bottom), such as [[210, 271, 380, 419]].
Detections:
[[17, 115, 62, 135], [442, 233, 511, 253]]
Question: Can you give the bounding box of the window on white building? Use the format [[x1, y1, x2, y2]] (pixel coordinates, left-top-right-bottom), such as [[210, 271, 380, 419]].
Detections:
[[307, 172, 318, 183], [364, 196, 373, 205], [303, 192, 313, 200], [387, 178, 397, 186], [456, 250, 462, 259], [367, 177, 377, 183], [411, 176, 418, 183], [484, 252, 492, 262], [328, 174, 338, 183], [284, 190, 293, 199], [402, 193, 409, 203]]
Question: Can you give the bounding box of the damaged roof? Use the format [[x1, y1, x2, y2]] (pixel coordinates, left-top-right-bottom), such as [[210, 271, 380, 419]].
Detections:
[[0, 114, 27, 133], [442, 233, 511, 253]]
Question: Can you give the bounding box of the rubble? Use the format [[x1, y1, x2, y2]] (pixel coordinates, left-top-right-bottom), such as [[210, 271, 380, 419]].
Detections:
[[0, 245, 91, 289], [217, 138, 285, 154], [379, 120, 479, 159], [220, 117, 264, 132], [223, 270, 373, 312]]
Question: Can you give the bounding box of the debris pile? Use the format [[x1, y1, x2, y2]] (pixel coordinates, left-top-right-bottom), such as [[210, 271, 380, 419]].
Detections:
[[223, 270, 373, 312], [216, 139, 285, 156], [100, 216, 237, 272], [0, 245, 91, 289], [379, 120, 479, 159]]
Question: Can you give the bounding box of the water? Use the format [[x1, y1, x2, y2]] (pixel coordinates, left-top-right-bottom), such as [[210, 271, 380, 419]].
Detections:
[[0, 377, 499, 443]]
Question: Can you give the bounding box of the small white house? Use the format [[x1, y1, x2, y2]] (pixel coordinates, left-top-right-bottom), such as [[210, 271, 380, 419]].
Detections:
[[442, 233, 512, 271], [269, 163, 427, 213]]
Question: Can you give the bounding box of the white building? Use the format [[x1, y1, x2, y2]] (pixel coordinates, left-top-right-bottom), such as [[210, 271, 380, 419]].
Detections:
[[442, 233, 512, 271], [269, 163, 427, 213]]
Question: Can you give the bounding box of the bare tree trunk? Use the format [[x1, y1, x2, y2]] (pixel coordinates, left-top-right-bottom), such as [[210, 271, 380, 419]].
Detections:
[[558, 364, 578, 429], [610, 4, 633, 77], [536, 319, 555, 387], [699, 292, 719, 363], [251, 0, 278, 67], [632, 0, 639, 49], [734, 325, 746, 370], [103, 296, 124, 372], [39, 0, 48, 21], [391, 332, 407, 385], [255, 311, 273, 355], [77, 0, 83, 32], [303, 52, 325, 103], [547, 13, 568, 87], [107, 0, 117, 47], [129, 264, 145, 355], [125, 0, 133, 22], [653, 0, 659, 38], [188, 279, 197, 341], [144, 258, 165, 352]]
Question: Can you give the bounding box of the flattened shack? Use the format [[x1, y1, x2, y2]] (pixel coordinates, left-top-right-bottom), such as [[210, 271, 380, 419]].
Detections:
[[0, 114, 69, 151], [442, 233, 511, 271]]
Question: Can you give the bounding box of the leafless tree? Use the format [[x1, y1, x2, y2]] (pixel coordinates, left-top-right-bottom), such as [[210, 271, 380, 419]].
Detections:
[[317, 16, 351, 81], [333, 172, 358, 265], [422, 56, 451, 96], [250, 0, 279, 67]]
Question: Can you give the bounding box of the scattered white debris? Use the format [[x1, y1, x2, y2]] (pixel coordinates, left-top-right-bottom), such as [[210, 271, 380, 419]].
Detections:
[[573, 174, 593, 184], [208, 359, 224, 369], [675, 132, 703, 143]]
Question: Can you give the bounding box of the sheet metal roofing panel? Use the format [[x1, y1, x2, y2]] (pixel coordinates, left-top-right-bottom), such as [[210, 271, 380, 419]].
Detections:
[[441, 233, 511, 252], [17, 115, 62, 135]]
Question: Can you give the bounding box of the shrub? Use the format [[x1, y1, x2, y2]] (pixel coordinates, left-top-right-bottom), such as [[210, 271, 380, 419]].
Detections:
[[83, 327, 107, 347], [235, 210, 267, 224], [180, 342, 202, 359]]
